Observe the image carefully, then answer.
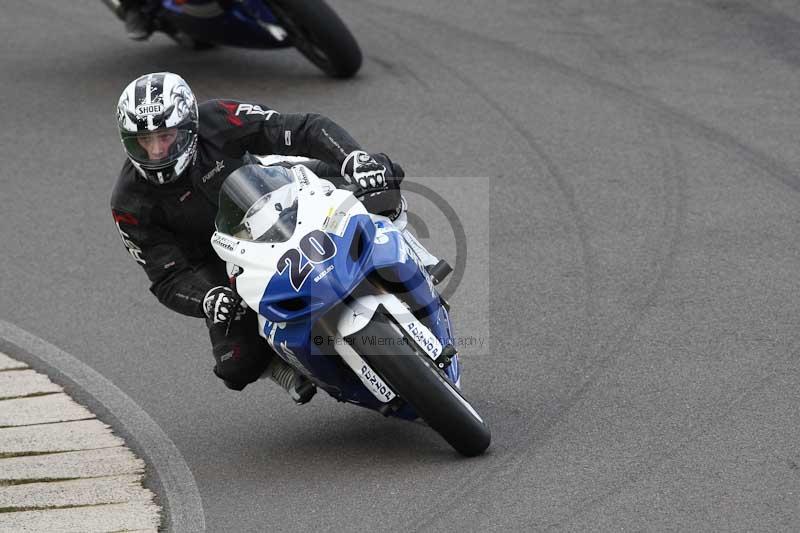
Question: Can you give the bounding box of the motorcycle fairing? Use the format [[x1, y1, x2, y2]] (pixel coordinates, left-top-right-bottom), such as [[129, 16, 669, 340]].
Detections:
[[161, 0, 291, 49], [258, 216, 460, 409]]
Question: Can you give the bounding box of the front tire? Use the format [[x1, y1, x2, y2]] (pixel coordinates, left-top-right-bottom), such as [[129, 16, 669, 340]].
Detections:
[[350, 313, 491, 457], [265, 0, 362, 78]]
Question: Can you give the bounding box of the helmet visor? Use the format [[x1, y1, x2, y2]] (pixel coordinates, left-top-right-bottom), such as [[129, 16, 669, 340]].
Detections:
[[121, 128, 195, 170]]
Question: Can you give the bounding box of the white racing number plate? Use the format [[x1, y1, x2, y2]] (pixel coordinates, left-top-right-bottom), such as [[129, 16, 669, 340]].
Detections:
[[359, 364, 395, 402]]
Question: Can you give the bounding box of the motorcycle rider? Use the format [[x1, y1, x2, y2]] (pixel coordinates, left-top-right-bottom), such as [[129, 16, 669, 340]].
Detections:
[[110, 71, 412, 400]]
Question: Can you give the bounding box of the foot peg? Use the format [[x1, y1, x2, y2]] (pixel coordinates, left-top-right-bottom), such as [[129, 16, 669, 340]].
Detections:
[[266, 357, 317, 404], [426, 260, 453, 286], [291, 377, 317, 405]]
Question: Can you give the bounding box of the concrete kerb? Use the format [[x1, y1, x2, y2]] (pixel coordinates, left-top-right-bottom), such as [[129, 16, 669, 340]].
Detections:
[[0, 320, 205, 532]]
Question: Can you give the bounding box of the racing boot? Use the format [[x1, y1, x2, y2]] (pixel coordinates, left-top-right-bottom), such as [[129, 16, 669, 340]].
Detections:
[[123, 8, 153, 41], [264, 357, 317, 404]]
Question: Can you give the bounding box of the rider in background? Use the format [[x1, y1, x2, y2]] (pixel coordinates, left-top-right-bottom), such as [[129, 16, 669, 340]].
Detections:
[[110, 71, 407, 400]]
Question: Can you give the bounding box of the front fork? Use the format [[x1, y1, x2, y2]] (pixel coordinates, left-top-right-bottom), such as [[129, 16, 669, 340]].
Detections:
[[231, 0, 290, 42]]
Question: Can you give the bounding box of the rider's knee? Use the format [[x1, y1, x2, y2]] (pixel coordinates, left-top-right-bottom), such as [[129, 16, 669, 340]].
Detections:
[[212, 344, 270, 391]]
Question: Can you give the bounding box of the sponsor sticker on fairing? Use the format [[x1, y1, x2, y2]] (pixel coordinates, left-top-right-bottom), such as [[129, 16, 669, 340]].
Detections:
[[400, 319, 442, 361], [313, 264, 334, 283], [212, 234, 237, 252], [293, 166, 310, 187], [323, 209, 350, 237], [360, 364, 395, 402]]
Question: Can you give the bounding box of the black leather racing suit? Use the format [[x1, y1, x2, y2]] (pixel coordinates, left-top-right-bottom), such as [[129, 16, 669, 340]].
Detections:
[[110, 99, 403, 389]]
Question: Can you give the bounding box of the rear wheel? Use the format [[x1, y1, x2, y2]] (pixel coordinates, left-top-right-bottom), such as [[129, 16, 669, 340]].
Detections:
[[349, 313, 491, 457], [265, 0, 362, 78]]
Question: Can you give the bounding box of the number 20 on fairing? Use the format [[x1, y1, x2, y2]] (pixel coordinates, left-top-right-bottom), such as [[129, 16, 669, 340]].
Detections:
[[276, 230, 337, 291]]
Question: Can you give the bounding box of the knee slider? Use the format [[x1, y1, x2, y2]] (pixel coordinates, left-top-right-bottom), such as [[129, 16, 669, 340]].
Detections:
[[212, 343, 268, 390]]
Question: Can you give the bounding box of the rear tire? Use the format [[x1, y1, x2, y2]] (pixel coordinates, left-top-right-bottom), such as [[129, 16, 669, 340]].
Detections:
[[265, 0, 362, 78], [350, 313, 491, 457]]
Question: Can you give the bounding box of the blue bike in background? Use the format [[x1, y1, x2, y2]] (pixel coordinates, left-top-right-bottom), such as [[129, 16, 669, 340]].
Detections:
[[102, 0, 362, 78], [210, 161, 491, 456]]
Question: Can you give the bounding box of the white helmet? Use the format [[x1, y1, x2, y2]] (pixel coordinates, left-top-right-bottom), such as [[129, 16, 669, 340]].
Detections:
[[117, 72, 199, 185]]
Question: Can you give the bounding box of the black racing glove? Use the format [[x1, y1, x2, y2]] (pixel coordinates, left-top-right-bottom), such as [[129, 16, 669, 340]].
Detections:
[[341, 150, 387, 194], [203, 286, 247, 330]]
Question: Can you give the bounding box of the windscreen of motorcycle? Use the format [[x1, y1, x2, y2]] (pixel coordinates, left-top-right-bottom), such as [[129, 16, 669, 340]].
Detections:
[[216, 164, 299, 243]]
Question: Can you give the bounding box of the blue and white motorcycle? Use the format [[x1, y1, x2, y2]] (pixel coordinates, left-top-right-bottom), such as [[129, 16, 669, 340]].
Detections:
[[210, 161, 491, 456], [102, 0, 362, 78]]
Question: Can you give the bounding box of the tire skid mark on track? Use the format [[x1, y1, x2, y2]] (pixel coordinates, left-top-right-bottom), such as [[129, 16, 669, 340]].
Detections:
[[366, 54, 434, 92], [365, 11, 602, 378], [349, 0, 800, 195], [362, 6, 601, 423], [356, 17, 600, 533], [352, 4, 691, 530], [536, 2, 689, 411], [696, 0, 800, 69], [546, 342, 800, 530], [465, 54, 689, 533], [514, 9, 690, 526], [362, 14, 602, 411], [531, 129, 687, 531]]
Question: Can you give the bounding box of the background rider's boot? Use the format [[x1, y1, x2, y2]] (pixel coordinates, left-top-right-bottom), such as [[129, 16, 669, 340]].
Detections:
[[124, 9, 153, 41]]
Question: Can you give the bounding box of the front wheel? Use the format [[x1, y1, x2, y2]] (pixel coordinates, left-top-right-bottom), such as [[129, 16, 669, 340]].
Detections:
[[351, 314, 491, 457], [265, 0, 363, 78]]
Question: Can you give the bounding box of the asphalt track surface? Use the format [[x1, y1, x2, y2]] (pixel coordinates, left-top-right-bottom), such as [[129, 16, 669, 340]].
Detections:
[[2, 0, 800, 530]]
